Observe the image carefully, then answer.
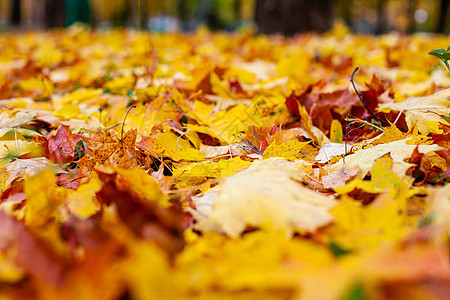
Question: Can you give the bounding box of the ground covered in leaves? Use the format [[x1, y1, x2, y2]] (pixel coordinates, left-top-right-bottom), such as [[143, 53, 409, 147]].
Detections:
[[0, 24, 449, 299]]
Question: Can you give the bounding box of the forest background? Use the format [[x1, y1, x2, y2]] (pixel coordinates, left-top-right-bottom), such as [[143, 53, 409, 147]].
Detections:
[[0, 0, 449, 34]]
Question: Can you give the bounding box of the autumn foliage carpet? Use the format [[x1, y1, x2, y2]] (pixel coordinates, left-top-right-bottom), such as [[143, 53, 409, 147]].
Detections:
[[0, 24, 449, 299]]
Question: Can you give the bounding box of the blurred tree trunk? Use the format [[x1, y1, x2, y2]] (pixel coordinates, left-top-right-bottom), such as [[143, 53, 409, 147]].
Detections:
[[375, 0, 386, 34], [11, 0, 21, 25], [338, 0, 352, 28], [254, 0, 334, 35], [406, 0, 416, 33], [437, 0, 449, 33], [45, 0, 65, 28]]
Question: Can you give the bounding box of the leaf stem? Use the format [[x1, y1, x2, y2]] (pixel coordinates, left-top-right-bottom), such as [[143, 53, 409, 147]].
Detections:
[[14, 128, 19, 156], [121, 105, 137, 140], [350, 67, 389, 127], [345, 117, 385, 132]]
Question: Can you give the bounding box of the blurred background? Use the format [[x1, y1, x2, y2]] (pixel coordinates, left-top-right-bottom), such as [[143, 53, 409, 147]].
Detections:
[[0, 0, 449, 34]]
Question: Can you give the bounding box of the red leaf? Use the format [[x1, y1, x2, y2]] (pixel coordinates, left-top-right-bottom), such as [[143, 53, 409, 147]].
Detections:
[[47, 125, 82, 164], [96, 178, 185, 257], [0, 211, 67, 286]]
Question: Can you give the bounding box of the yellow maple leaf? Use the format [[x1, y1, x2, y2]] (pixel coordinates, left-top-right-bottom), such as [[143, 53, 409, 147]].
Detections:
[[23, 168, 66, 227], [173, 156, 252, 189], [262, 140, 309, 160], [137, 131, 204, 162], [371, 124, 404, 145], [18, 76, 54, 98], [114, 167, 169, 207], [329, 194, 414, 250], [52, 88, 103, 107], [66, 172, 103, 219]]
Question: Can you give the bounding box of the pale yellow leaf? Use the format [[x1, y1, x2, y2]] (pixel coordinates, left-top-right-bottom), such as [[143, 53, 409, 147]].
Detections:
[[5, 157, 52, 186], [378, 88, 450, 135], [192, 159, 336, 237], [327, 139, 442, 177]]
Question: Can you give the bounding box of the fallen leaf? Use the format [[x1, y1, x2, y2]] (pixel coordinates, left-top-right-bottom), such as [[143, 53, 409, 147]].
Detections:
[[371, 124, 405, 146], [262, 140, 309, 160], [137, 132, 204, 162], [96, 170, 185, 257], [316, 142, 347, 163], [327, 139, 442, 177], [191, 159, 336, 237], [321, 165, 360, 188], [0, 211, 67, 286], [200, 143, 246, 158], [66, 172, 103, 219], [47, 125, 82, 163], [79, 129, 138, 176], [5, 157, 52, 186], [0, 140, 43, 166], [378, 88, 450, 135]]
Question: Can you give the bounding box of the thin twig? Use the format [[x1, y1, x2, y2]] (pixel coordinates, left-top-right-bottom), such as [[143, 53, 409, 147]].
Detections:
[[235, 134, 263, 155], [104, 123, 122, 132], [350, 67, 389, 127], [346, 117, 385, 132], [176, 133, 185, 150], [121, 105, 137, 140]]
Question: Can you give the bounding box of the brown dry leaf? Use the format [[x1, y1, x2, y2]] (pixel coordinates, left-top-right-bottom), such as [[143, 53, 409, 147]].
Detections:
[[79, 129, 138, 175], [191, 159, 336, 237], [96, 169, 185, 257], [321, 165, 360, 189]]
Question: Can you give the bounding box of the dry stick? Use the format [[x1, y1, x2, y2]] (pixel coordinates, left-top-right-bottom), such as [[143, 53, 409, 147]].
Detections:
[[350, 67, 390, 127]]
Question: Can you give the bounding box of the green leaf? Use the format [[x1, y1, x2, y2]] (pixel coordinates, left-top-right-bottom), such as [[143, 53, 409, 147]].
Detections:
[[340, 283, 367, 300], [444, 60, 450, 71], [429, 48, 446, 55], [329, 241, 352, 258], [428, 51, 444, 59]]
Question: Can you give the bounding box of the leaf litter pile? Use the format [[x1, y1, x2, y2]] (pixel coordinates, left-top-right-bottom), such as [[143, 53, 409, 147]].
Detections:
[[0, 25, 449, 299]]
